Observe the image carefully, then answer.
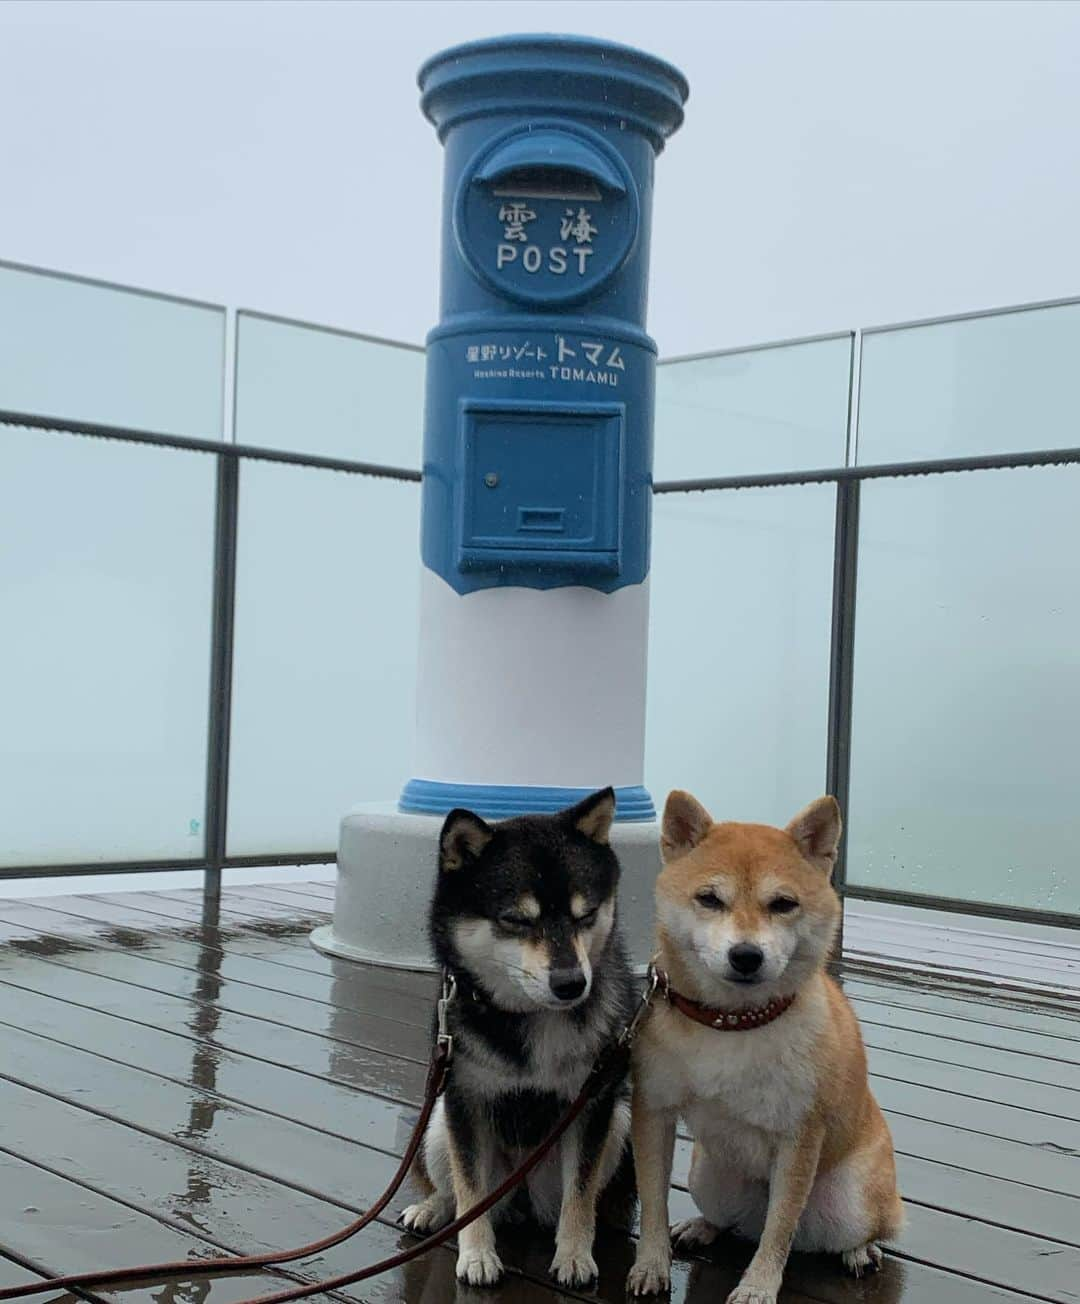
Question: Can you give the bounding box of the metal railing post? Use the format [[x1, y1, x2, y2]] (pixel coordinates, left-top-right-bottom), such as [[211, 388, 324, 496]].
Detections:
[[203, 454, 240, 910], [826, 478, 860, 957]]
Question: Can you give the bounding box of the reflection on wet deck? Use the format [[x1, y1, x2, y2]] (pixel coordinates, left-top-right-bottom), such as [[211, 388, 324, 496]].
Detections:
[[0, 883, 1076, 1304]]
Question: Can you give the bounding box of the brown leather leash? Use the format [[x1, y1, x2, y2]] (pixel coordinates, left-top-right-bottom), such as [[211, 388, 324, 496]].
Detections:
[[0, 971, 655, 1304]]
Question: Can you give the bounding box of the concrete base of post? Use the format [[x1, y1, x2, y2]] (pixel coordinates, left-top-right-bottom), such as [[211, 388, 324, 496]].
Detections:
[[311, 802, 663, 972]]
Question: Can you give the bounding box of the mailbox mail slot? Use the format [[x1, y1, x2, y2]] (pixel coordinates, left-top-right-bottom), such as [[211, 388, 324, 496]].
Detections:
[[457, 124, 638, 308], [458, 402, 622, 576]]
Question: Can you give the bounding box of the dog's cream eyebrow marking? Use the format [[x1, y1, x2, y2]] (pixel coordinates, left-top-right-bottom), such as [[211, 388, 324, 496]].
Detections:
[[570, 893, 591, 919], [516, 895, 541, 920]]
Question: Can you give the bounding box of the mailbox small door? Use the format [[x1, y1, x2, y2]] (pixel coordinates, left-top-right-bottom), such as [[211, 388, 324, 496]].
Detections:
[[458, 402, 623, 577]]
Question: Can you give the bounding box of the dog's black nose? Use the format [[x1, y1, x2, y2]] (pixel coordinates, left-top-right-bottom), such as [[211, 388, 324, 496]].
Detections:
[[549, 969, 588, 1002], [728, 943, 764, 975]]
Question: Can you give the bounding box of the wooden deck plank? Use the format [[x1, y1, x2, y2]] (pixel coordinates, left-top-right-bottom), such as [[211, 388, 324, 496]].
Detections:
[[0, 1150, 299, 1304], [2, 888, 1076, 1304], [0, 957, 427, 1104], [7, 908, 1080, 1182], [5, 912, 1078, 1200], [106, 888, 431, 986], [854, 1004, 1080, 1071], [5, 971, 1075, 1254], [14, 891, 438, 1016], [897, 1201, 1080, 1302], [843, 975, 1080, 1037], [849, 1112, 1079, 1198], [864, 1020, 1080, 1091], [0, 1251, 75, 1303], [845, 928, 1080, 989], [23, 900, 1079, 1131], [849, 954, 1076, 1001], [6, 905, 1078, 1154], [85, 891, 440, 1002], [0, 913, 430, 1068], [10, 927, 1078, 1160], [867, 1044, 1080, 1123], [6, 972, 1077, 1254], [20, 897, 1080, 1083], [850, 985, 1080, 1048], [846, 906, 1080, 963], [894, 1153, 1080, 1248], [843, 904, 1080, 1002], [666, 1188, 1037, 1304], [0, 1078, 569, 1304], [0, 899, 435, 1037], [233, 884, 337, 907], [0, 982, 413, 1152], [0, 1058, 830, 1304], [871, 1076, 1080, 1153], [672, 1112, 1080, 1218], [0, 1012, 1019, 1304]]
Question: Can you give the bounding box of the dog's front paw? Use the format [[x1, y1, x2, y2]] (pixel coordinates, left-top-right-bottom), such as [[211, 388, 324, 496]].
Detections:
[[550, 1245, 598, 1288], [842, 1243, 883, 1278], [726, 1284, 777, 1304], [400, 1196, 451, 1234], [456, 1246, 504, 1287], [671, 1216, 720, 1251], [627, 1248, 671, 1296]]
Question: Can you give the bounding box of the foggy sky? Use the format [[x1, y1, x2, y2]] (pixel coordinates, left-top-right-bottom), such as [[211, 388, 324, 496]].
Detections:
[[1, 0, 1078, 354]]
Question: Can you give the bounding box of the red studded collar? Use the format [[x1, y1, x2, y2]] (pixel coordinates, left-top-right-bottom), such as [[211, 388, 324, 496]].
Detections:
[[653, 967, 796, 1031]]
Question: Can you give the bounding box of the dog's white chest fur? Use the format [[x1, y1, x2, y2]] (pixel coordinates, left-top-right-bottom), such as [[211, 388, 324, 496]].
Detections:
[[638, 989, 825, 1168]]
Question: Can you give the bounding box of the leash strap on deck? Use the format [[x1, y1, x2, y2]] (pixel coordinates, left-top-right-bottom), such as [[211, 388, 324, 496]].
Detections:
[[228, 1038, 633, 1304], [0, 981, 456, 1303], [0, 971, 650, 1304]]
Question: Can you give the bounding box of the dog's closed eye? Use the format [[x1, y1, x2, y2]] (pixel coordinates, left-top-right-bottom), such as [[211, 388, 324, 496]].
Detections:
[[768, 896, 800, 914], [576, 908, 599, 928], [497, 914, 536, 933], [694, 889, 727, 911]]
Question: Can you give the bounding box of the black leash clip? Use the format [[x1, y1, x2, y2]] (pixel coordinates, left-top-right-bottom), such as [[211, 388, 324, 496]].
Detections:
[[618, 962, 660, 1050]]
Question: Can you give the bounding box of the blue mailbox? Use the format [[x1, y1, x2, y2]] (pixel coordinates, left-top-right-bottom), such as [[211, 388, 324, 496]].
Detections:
[[318, 34, 688, 971], [418, 35, 688, 594]]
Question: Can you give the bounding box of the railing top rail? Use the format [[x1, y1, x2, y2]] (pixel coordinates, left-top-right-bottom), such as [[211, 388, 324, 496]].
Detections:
[[0, 408, 422, 482], [653, 445, 1080, 494], [658, 329, 853, 367], [6, 408, 1079, 494], [235, 308, 426, 354], [0, 256, 227, 313], [860, 291, 1080, 337]]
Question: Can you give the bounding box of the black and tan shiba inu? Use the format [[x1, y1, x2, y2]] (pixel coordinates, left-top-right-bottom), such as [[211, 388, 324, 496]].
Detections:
[[628, 791, 904, 1304], [400, 788, 636, 1288]]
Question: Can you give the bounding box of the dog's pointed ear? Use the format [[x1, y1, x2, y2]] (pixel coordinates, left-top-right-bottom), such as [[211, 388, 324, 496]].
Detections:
[[661, 790, 713, 863], [566, 787, 616, 845], [439, 809, 494, 872], [786, 796, 842, 875]]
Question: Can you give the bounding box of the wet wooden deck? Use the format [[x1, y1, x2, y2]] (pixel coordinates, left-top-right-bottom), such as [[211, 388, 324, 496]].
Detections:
[[0, 882, 1076, 1304]]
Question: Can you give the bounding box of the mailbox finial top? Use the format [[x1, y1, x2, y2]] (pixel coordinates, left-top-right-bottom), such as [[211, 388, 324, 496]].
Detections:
[[418, 33, 689, 151]]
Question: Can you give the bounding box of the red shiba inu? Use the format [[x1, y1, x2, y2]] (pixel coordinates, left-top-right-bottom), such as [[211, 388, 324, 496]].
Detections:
[[628, 791, 904, 1304]]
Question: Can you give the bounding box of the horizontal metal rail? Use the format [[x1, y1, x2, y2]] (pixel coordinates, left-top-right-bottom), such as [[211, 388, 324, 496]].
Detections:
[[0, 408, 421, 481], [6, 407, 1080, 492], [653, 445, 1080, 493], [0, 852, 336, 883], [845, 885, 1080, 936]]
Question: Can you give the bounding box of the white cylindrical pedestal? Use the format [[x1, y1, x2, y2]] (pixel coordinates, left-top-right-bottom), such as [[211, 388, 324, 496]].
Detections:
[[313, 803, 662, 972], [412, 569, 651, 789]]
